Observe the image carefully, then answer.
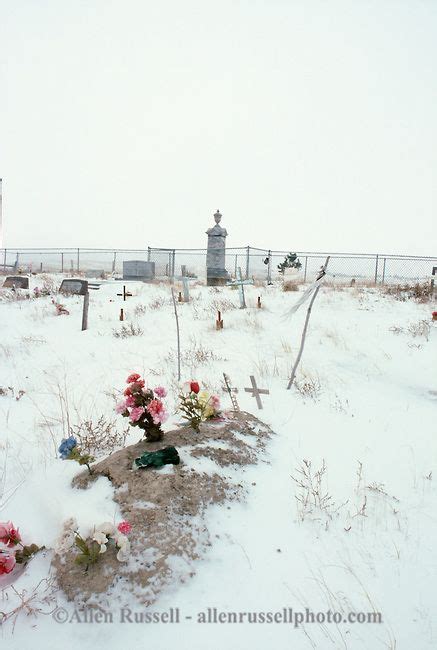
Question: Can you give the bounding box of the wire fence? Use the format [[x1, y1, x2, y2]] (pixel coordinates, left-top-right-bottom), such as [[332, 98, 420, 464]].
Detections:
[[1, 246, 436, 285]]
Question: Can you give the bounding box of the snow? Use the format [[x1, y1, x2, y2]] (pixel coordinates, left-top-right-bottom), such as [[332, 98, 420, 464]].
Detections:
[[0, 278, 435, 649]]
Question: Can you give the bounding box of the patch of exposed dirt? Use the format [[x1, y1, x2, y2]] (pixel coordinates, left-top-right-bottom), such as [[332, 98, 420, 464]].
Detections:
[[52, 411, 272, 605]]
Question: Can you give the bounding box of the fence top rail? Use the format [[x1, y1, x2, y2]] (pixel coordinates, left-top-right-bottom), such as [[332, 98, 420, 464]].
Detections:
[[1, 247, 436, 261]]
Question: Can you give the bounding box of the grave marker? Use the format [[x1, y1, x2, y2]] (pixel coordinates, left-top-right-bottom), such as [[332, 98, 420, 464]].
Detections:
[[244, 375, 270, 410], [59, 279, 88, 296], [2, 276, 29, 289], [216, 310, 224, 330], [226, 267, 253, 309], [174, 274, 196, 302], [222, 373, 240, 411], [123, 260, 155, 281], [81, 292, 90, 331], [117, 285, 133, 301]]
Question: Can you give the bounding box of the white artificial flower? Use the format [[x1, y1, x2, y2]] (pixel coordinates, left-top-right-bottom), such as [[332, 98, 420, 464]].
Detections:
[[114, 533, 128, 548], [92, 531, 108, 554], [116, 539, 131, 562], [96, 522, 116, 536], [54, 518, 79, 555], [181, 381, 191, 395]]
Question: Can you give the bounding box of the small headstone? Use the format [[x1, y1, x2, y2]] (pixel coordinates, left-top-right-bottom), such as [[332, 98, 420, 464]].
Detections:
[[85, 270, 105, 279], [59, 279, 89, 296], [3, 276, 29, 289], [123, 261, 155, 281]]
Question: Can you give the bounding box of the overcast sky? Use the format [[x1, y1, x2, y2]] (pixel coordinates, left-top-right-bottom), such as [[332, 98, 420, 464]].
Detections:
[[1, 1, 436, 254]]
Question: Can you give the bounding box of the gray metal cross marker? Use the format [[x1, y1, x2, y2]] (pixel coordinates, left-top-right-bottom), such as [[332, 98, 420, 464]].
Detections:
[[222, 373, 240, 411], [226, 267, 253, 309], [244, 375, 269, 410], [175, 275, 195, 302]]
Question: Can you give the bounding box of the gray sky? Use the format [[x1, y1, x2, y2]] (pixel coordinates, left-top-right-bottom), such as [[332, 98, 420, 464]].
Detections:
[[1, 0, 436, 254]]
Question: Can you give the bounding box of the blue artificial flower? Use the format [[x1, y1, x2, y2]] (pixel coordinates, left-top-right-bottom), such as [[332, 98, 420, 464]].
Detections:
[[58, 437, 77, 459]]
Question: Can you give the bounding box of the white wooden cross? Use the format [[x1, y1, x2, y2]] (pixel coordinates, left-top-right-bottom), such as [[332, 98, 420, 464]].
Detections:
[[226, 267, 253, 309], [244, 375, 269, 409]]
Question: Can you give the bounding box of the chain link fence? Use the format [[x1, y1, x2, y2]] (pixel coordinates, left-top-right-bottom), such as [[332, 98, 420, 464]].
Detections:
[[1, 246, 436, 285]]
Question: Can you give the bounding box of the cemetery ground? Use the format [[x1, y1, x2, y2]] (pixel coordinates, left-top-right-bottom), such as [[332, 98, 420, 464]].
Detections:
[[0, 275, 435, 650]]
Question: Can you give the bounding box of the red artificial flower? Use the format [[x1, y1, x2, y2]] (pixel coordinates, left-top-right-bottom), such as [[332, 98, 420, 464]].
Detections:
[[117, 521, 132, 535], [130, 380, 145, 391], [0, 521, 21, 548], [126, 373, 141, 384], [190, 381, 200, 394], [124, 387, 132, 397]]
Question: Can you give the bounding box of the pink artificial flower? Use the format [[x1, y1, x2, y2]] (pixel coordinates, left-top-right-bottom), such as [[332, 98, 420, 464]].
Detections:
[[147, 399, 168, 425], [211, 395, 220, 410], [117, 521, 132, 535], [125, 395, 136, 408], [126, 373, 141, 384], [129, 406, 145, 423], [153, 386, 167, 398], [115, 400, 127, 414], [0, 522, 21, 548], [0, 552, 16, 575]]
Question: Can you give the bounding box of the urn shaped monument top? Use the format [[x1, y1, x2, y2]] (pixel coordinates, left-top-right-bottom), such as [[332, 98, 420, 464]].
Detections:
[[206, 209, 228, 238]]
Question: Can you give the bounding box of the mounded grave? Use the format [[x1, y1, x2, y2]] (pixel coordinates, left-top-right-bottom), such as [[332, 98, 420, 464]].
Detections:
[[53, 411, 272, 605]]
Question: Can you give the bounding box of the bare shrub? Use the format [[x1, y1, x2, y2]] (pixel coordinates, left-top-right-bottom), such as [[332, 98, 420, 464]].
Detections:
[[294, 375, 321, 400], [69, 415, 130, 456], [0, 386, 25, 400], [209, 298, 238, 312], [384, 282, 433, 303], [113, 323, 144, 338], [134, 303, 147, 316], [164, 337, 224, 369], [389, 319, 430, 341], [292, 459, 346, 525], [283, 281, 299, 292], [148, 297, 170, 310], [39, 274, 57, 294]]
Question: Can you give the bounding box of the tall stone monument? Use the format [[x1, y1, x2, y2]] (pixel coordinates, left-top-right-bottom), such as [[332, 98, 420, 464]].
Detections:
[[206, 209, 229, 286]]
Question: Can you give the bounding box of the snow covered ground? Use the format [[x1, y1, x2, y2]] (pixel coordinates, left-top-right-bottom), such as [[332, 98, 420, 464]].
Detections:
[[0, 277, 435, 649]]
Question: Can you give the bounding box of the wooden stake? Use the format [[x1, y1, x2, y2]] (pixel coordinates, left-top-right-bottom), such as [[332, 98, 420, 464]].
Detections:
[[119, 308, 124, 321], [178, 291, 183, 302], [81, 292, 89, 331], [216, 310, 224, 330], [257, 296, 262, 309]]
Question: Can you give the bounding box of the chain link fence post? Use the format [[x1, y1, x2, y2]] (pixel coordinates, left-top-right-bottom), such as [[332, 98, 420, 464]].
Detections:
[[303, 256, 308, 282], [245, 246, 250, 279], [374, 254, 379, 284]]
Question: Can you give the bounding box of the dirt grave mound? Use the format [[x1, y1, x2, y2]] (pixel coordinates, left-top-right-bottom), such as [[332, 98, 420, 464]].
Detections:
[[53, 411, 272, 605]]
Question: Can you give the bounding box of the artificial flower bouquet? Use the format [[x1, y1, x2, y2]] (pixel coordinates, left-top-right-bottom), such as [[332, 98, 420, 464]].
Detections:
[[178, 380, 221, 432], [0, 521, 42, 577], [56, 519, 131, 570], [116, 373, 168, 442], [58, 436, 95, 474]]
